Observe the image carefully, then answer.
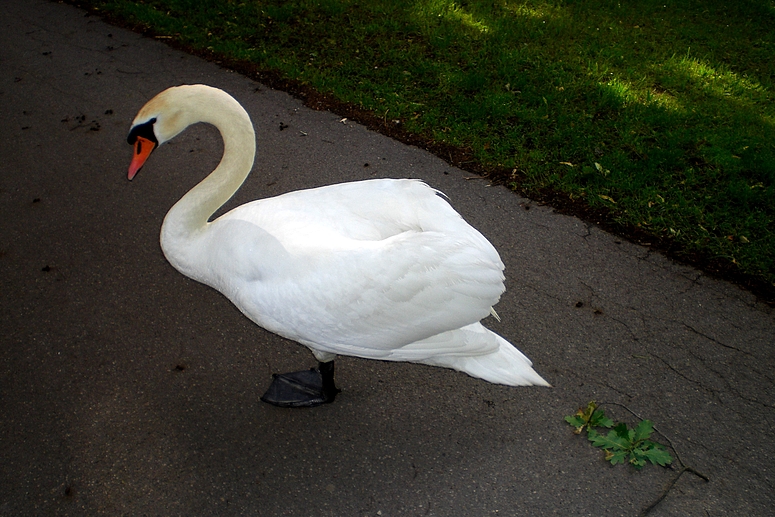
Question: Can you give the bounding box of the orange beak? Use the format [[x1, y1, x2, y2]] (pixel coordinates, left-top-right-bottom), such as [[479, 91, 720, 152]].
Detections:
[[128, 136, 156, 180]]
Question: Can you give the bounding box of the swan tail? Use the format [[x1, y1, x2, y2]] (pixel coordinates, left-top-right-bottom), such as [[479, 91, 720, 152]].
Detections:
[[410, 325, 551, 387]]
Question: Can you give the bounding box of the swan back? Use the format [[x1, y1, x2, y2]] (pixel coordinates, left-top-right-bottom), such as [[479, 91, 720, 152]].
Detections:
[[198, 179, 506, 356]]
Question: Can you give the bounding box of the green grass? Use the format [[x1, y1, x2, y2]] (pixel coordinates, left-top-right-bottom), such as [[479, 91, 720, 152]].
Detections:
[[82, 0, 775, 287]]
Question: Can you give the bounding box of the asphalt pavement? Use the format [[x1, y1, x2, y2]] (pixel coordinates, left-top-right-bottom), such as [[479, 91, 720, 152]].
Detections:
[[1, 1, 774, 515]]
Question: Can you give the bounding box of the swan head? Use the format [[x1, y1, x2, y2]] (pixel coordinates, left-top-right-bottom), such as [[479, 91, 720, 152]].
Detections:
[[127, 116, 158, 180], [126, 85, 212, 180]]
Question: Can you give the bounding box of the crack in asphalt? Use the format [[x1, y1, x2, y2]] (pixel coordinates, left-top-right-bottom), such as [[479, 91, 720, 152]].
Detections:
[[650, 352, 727, 406], [679, 321, 775, 386], [683, 347, 774, 411]]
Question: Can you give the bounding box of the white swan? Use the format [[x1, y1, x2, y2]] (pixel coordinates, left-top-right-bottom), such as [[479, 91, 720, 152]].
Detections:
[[127, 84, 549, 407]]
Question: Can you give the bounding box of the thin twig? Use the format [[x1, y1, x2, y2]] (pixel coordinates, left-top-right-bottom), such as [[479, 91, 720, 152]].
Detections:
[[639, 467, 689, 516], [640, 466, 709, 516]]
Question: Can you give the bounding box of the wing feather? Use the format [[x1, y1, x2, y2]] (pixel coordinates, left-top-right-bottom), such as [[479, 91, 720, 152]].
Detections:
[[197, 178, 506, 361]]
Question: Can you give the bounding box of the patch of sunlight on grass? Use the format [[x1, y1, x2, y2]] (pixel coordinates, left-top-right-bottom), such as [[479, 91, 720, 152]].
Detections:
[[414, 0, 490, 33], [600, 76, 684, 112], [666, 54, 770, 105], [600, 77, 636, 105], [643, 87, 683, 111], [446, 4, 490, 33], [502, 1, 560, 19]]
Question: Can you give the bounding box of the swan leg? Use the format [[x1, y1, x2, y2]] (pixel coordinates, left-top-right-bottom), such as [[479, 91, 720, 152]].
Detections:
[[260, 361, 340, 408]]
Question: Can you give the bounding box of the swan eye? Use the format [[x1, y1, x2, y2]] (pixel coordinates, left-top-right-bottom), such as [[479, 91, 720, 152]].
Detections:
[[127, 117, 158, 180], [127, 117, 158, 146]]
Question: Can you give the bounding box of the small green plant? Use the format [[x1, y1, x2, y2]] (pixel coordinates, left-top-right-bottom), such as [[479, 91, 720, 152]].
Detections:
[[565, 401, 673, 470], [565, 400, 614, 434]]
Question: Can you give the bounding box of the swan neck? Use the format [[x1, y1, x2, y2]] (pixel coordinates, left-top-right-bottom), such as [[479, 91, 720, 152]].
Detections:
[[163, 93, 256, 239]]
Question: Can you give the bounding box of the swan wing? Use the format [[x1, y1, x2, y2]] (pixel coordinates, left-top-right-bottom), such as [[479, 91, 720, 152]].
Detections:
[[200, 179, 506, 360]]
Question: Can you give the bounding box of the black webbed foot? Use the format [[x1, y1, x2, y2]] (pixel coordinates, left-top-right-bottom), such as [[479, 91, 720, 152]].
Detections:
[[260, 361, 340, 408]]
